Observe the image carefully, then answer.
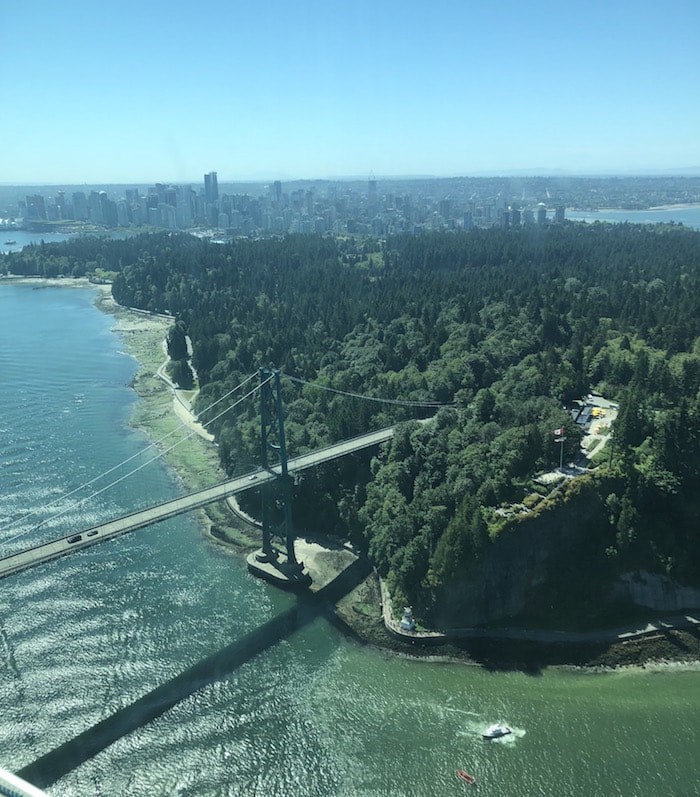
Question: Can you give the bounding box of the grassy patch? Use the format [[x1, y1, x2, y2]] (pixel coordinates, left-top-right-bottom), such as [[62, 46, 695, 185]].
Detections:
[[337, 574, 388, 642]]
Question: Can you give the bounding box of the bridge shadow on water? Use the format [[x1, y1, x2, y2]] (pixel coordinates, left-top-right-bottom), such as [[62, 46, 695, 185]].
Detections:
[[19, 558, 371, 790]]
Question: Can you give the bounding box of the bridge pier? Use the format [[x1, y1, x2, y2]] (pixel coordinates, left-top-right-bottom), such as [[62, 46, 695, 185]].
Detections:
[[247, 547, 311, 590], [253, 368, 311, 588]]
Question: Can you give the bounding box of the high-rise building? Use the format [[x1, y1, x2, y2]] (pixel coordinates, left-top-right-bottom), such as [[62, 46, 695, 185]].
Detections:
[[368, 177, 377, 210], [204, 171, 219, 204], [116, 201, 129, 227], [89, 191, 103, 224], [176, 185, 193, 228], [72, 192, 89, 221], [55, 191, 66, 219], [160, 203, 177, 229], [100, 192, 118, 227], [25, 194, 46, 220], [438, 198, 452, 220], [153, 183, 167, 204]]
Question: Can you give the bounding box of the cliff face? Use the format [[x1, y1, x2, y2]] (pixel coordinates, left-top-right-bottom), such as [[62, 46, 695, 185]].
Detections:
[[432, 478, 700, 628], [433, 480, 612, 627], [613, 571, 700, 611]]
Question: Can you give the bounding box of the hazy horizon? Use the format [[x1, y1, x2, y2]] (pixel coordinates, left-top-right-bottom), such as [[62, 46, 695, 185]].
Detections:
[[3, 168, 700, 191]]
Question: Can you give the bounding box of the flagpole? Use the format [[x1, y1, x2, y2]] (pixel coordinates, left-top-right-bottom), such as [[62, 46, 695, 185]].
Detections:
[[553, 427, 567, 470]]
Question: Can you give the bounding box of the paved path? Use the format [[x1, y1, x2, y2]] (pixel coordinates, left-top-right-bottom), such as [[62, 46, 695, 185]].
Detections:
[[380, 578, 699, 645]]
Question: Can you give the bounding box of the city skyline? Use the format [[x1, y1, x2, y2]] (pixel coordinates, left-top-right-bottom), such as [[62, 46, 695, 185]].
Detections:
[[7, 174, 700, 240], [1, 0, 699, 184]]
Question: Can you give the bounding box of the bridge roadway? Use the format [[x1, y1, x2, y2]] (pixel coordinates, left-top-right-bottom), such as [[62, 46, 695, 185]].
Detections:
[[0, 426, 396, 581], [0, 766, 48, 797]]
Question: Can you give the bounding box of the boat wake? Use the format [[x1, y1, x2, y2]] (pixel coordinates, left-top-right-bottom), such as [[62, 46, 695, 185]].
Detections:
[[488, 726, 526, 743]]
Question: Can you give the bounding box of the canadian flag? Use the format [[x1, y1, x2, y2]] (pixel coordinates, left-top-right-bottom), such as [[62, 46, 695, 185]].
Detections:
[[553, 427, 565, 437]]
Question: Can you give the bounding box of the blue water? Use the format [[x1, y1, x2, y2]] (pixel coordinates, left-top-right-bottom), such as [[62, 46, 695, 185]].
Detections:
[[0, 284, 699, 796], [0, 231, 82, 255], [0, 230, 132, 255], [567, 205, 700, 230]]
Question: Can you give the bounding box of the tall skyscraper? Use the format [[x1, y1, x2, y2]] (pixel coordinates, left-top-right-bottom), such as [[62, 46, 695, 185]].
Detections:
[[204, 171, 219, 204], [89, 191, 103, 224], [72, 192, 88, 221], [368, 176, 377, 210], [176, 185, 193, 228], [25, 194, 46, 220]]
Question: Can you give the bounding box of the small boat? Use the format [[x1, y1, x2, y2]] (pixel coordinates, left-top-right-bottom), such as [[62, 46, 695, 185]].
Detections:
[[456, 769, 476, 785], [483, 723, 512, 739], [4, 240, 17, 245]]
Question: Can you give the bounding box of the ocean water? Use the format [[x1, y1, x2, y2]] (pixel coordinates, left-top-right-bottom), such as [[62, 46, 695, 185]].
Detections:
[[0, 283, 698, 796], [566, 205, 700, 230], [1, 231, 82, 255]]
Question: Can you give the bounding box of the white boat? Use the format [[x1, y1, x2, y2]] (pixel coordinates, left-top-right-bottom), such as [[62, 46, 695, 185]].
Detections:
[[482, 723, 512, 739]]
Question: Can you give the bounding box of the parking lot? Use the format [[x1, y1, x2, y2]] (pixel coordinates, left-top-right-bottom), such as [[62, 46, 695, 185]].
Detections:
[[580, 393, 618, 461]]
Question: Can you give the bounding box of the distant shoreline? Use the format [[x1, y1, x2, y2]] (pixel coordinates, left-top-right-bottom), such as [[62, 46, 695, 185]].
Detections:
[[569, 203, 700, 212], [600, 203, 700, 211], [648, 202, 700, 210]]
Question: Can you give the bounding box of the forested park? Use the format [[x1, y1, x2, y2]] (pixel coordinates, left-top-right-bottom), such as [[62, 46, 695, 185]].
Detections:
[[4, 222, 700, 629]]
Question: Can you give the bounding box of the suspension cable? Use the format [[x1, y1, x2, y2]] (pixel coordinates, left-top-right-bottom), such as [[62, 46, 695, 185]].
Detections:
[[2, 373, 270, 548], [283, 373, 454, 408], [2, 371, 258, 535]]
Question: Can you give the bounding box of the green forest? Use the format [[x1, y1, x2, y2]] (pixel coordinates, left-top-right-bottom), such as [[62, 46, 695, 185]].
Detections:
[[4, 223, 700, 627]]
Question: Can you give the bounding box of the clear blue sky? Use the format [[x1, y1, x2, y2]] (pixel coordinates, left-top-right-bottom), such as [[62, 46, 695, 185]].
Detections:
[[1, 0, 698, 184]]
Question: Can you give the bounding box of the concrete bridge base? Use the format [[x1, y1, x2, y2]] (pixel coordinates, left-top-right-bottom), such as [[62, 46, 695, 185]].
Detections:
[[247, 548, 312, 590]]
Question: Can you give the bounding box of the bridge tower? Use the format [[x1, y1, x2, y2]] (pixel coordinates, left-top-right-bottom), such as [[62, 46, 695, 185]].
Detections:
[[252, 367, 310, 587]]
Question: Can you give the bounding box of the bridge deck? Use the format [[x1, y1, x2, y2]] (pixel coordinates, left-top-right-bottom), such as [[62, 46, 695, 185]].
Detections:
[[0, 426, 395, 580], [0, 767, 48, 797]]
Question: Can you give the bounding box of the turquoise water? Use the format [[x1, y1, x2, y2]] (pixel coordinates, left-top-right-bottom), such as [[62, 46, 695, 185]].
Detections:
[[0, 284, 699, 796]]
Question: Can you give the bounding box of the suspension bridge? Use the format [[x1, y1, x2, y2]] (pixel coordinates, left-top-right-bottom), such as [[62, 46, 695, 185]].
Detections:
[[0, 367, 445, 585], [0, 362, 451, 793]]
